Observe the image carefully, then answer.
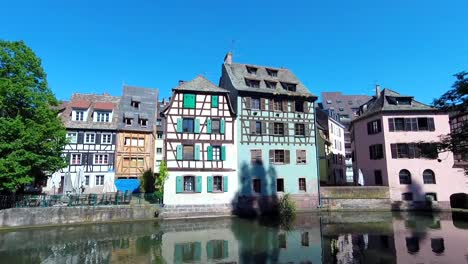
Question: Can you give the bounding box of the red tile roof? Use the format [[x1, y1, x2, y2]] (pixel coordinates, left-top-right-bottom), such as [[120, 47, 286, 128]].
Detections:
[[71, 100, 91, 109], [94, 102, 115, 110]]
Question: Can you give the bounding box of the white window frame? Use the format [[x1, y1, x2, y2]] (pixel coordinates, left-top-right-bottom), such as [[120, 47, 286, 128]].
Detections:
[[95, 175, 105, 186], [67, 132, 78, 143], [95, 111, 111, 123], [94, 154, 109, 165], [73, 110, 85, 121], [84, 175, 90, 186], [101, 133, 112, 144], [84, 133, 96, 144], [212, 146, 221, 161], [71, 154, 82, 165]]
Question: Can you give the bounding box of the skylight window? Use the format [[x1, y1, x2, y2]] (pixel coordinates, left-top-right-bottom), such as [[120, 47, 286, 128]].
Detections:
[[246, 66, 257, 75], [266, 68, 278, 77]]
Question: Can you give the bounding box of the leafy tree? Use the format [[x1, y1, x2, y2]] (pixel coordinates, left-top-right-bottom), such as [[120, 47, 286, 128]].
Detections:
[[0, 40, 67, 192], [140, 169, 155, 193], [156, 161, 169, 193], [433, 72, 468, 171]]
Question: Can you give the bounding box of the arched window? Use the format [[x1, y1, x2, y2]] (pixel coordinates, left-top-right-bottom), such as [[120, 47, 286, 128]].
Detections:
[[423, 169, 436, 184], [399, 169, 412, 184]]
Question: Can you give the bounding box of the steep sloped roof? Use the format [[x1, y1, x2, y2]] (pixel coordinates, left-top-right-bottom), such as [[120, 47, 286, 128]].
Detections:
[[175, 75, 229, 93], [118, 85, 158, 132]]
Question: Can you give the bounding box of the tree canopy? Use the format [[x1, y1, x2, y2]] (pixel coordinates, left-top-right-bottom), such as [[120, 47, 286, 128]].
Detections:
[[0, 40, 67, 192], [433, 72, 468, 166]]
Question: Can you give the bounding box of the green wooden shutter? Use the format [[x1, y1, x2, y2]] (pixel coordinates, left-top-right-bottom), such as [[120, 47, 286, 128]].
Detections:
[[212, 95, 219, 108], [223, 240, 229, 258], [207, 176, 213, 192], [196, 176, 202, 193], [207, 146, 213, 161], [176, 145, 183, 160], [223, 176, 228, 192], [221, 146, 226, 161], [194, 119, 200, 133], [194, 145, 201, 160], [176, 118, 183, 133], [174, 244, 183, 263], [206, 119, 212, 133], [194, 242, 202, 261], [220, 119, 225, 134], [183, 94, 196, 109], [176, 176, 183, 193], [206, 241, 213, 259]]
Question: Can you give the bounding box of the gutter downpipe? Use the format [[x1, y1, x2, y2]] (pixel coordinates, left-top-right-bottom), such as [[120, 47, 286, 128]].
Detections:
[[313, 102, 322, 208]]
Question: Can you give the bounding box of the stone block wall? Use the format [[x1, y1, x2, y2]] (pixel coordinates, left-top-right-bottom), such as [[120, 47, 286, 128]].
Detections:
[[320, 186, 391, 211], [160, 204, 233, 219]]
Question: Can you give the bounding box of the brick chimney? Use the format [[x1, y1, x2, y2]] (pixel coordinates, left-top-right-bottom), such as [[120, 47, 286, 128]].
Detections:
[[375, 84, 381, 98], [224, 52, 232, 64]]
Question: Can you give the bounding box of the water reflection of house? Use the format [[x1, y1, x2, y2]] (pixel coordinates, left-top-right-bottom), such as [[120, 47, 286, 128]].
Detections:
[[393, 213, 468, 264]]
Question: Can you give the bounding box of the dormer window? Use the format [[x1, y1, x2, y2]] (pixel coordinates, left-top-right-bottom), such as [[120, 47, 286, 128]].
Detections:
[[246, 66, 257, 75], [139, 119, 148, 127], [396, 98, 412, 105], [245, 79, 260, 88], [74, 110, 85, 121], [125, 118, 133, 126], [95, 111, 111, 122], [281, 82, 296, 92], [266, 68, 278, 77], [265, 81, 277, 89], [131, 101, 140, 108]]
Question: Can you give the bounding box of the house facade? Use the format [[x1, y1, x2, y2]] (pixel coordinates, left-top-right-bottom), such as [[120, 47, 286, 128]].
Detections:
[[351, 86, 467, 208], [154, 99, 169, 173], [115, 86, 158, 179], [219, 52, 319, 210], [161, 76, 237, 209], [45, 93, 120, 194]]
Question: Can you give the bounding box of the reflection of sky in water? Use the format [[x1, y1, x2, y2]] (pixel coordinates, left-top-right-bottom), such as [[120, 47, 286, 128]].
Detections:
[[0, 212, 466, 263]]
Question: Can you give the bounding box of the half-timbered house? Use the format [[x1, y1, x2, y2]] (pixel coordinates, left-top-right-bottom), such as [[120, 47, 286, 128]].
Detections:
[[45, 93, 120, 194], [161, 76, 237, 211], [115, 85, 158, 179], [219, 52, 319, 210]]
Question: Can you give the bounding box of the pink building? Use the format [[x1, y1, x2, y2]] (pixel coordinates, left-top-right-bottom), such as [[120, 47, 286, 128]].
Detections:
[[351, 86, 467, 209]]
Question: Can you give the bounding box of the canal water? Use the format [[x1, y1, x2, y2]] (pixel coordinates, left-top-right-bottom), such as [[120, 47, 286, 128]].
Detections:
[[0, 212, 467, 263]]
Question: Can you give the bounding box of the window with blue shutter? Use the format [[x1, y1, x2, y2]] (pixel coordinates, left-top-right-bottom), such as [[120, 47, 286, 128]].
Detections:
[[223, 176, 228, 192], [221, 146, 226, 161], [176, 145, 183, 160], [206, 119, 212, 133], [176, 176, 183, 193], [220, 119, 225, 134], [176, 118, 183, 133], [196, 176, 202, 193], [211, 95, 219, 108], [207, 176, 213, 192], [183, 94, 196, 109], [207, 146, 213, 161], [194, 119, 200, 133], [194, 145, 201, 160]]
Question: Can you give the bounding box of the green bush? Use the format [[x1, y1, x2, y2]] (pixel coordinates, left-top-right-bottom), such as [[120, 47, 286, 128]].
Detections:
[[278, 194, 296, 230]]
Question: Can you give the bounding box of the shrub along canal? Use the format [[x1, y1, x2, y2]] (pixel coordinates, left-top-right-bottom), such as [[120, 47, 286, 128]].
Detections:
[[0, 211, 467, 263]]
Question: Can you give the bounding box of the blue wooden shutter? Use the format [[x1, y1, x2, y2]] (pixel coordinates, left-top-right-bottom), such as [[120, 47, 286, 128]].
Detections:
[[223, 176, 228, 192], [176, 176, 183, 193], [174, 244, 183, 262], [194, 145, 201, 160], [207, 146, 213, 161], [194, 242, 202, 261], [220, 119, 225, 134], [196, 176, 202, 193], [206, 119, 212, 134], [194, 119, 200, 133], [183, 94, 196, 109], [211, 95, 219, 108], [207, 176, 213, 192], [223, 240, 229, 257], [176, 118, 183, 133], [176, 145, 183, 160], [206, 241, 213, 259], [221, 146, 226, 161]]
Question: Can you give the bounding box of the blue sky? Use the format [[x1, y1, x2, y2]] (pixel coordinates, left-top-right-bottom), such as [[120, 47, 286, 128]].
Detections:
[[1, 0, 467, 104]]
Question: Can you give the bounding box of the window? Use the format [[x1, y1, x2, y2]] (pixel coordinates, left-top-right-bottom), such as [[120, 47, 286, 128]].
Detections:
[[388, 117, 435, 131], [394, 118, 405, 131], [367, 119, 382, 134], [84, 175, 90, 186], [94, 154, 109, 165], [293, 101, 304, 113], [351, 107, 359, 116], [426, 192, 437, 201], [71, 154, 81, 165], [431, 238, 445, 254], [396, 97, 411, 105], [183, 176, 195, 192], [139, 118, 148, 127], [207, 240, 228, 260], [299, 178, 306, 191], [95, 175, 104, 186], [131, 100, 140, 108], [326, 100, 332, 104], [84, 133, 95, 144], [95, 112, 110, 122], [74, 110, 84, 121], [369, 144, 384, 160], [399, 169, 412, 184], [67, 132, 77, 143], [123, 157, 144, 167], [273, 150, 285, 163], [124, 118, 133, 126], [251, 149, 262, 165], [276, 179, 284, 192], [156, 119, 162, 126], [406, 237, 419, 253], [273, 99, 282, 111], [255, 121, 262, 134], [183, 94, 196, 109], [253, 179, 261, 193], [278, 234, 287, 248], [374, 170, 383, 185], [212, 146, 221, 161], [124, 137, 144, 146], [390, 143, 438, 159], [183, 145, 194, 160], [182, 118, 194, 133], [402, 192, 413, 201], [281, 82, 296, 92], [397, 144, 409, 158], [212, 119, 220, 134], [301, 232, 309, 247], [423, 169, 436, 184], [157, 133, 163, 139], [156, 148, 162, 154], [339, 107, 344, 111], [101, 134, 112, 144], [213, 176, 223, 192], [245, 79, 260, 88], [296, 150, 307, 164], [295, 123, 305, 136], [246, 66, 257, 74], [251, 97, 260, 109], [265, 81, 277, 89], [273, 123, 285, 135], [266, 68, 278, 77]]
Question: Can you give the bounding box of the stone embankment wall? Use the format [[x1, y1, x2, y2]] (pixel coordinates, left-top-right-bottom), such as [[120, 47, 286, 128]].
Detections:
[[0, 205, 158, 228], [320, 186, 391, 211], [160, 204, 233, 219]]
